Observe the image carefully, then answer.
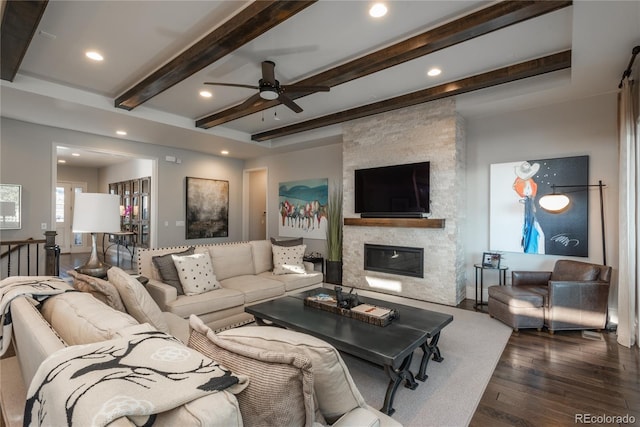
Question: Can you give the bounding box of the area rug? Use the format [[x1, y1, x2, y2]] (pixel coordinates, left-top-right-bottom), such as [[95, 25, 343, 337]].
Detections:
[[341, 291, 512, 427]]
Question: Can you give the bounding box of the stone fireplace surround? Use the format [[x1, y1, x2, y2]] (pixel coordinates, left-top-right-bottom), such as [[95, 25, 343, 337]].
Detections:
[[342, 99, 466, 306]]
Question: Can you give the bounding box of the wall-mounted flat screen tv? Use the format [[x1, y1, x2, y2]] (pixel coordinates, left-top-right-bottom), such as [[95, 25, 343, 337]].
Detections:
[[354, 162, 430, 217]]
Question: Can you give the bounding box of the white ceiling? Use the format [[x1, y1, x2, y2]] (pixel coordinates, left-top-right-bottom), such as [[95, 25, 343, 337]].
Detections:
[[1, 1, 639, 166]]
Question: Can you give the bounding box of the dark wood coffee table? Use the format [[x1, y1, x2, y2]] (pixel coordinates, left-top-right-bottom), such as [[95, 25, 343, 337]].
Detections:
[[245, 289, 453, 415]]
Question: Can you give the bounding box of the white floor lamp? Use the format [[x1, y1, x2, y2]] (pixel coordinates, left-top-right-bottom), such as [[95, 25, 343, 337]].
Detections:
[[72, 193, 121, 277], [538, 180, 607, 265]]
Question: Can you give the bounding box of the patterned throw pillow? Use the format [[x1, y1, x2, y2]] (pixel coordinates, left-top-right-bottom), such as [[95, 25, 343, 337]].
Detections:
[[172, 252, 220, 296], [188, 315, 319, 427], [272, 244, 307, 275]]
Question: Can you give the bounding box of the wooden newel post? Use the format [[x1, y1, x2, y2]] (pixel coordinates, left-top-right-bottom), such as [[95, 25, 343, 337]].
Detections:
[[44, 231, 60, 276]]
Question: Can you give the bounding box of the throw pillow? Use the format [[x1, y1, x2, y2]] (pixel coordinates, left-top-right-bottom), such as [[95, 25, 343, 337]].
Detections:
[[152, 247, 195, 295], [107, 266, 170, 334], [67, 269, 126, 312], [188, 315, 318, 427], [217, 325, 366, 423], [270, 237, 303, 247], [272, 244, 307, 275], [171, 252, 220, 296]]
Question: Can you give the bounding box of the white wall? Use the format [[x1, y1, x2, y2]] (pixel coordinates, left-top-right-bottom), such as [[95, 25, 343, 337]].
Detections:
[[245, 143, 343, 257], [465, 92, 619, 308], [0, 118, 245, 248]]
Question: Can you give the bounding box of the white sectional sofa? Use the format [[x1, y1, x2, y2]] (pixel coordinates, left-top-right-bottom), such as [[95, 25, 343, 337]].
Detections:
[[137, 240, 324, 331], [0, 276, 402, 427]]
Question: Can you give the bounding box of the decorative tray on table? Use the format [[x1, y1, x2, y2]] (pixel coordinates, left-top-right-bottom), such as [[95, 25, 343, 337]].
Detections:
[[303, 287, 399, 327]]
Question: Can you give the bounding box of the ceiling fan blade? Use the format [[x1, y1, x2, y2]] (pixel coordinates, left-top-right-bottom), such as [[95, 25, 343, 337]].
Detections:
[[278, 93, 303, 113], [237, 92, 263, 110], [262, 61, 276, 85], [281, 85, 330, 93], [203, 82, 258, 90]]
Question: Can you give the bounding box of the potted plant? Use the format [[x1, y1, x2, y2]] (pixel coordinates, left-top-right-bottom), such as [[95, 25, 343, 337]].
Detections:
[[325, 184, 343, 284]]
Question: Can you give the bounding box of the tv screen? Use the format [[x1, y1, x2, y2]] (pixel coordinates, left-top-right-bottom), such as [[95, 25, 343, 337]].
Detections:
[[355, 162, 430, 215]]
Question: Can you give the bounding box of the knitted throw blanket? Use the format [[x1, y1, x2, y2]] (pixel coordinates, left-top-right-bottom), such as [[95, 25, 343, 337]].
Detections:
[[24, 330, 248, 426], [0, 276, 72, 356]]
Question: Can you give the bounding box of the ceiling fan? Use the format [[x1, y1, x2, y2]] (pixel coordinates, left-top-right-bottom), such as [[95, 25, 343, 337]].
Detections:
[[204, 60, 329, 113]]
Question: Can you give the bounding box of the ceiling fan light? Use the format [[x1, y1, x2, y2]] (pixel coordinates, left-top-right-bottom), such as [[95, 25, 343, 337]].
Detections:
[[539, 194, 570, 213], [260, 87, 279, 100]]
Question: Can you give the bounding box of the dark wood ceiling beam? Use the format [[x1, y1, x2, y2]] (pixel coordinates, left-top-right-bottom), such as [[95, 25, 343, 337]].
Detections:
[[114, 0, 316, 111], [196, 0, 572, 129], [251, 50, 571, 142], [1, 0, 49, 82]]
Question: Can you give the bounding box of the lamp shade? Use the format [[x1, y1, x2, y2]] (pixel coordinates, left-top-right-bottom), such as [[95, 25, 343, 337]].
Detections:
[[538, 193, 571, 213], [72, 193, 121, 233]]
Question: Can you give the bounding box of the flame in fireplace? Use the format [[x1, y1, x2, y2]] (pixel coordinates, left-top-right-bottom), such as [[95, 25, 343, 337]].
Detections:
[[365, 276, 402, 292]]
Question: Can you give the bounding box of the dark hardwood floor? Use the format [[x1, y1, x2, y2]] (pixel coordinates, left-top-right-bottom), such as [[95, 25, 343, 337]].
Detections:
[[56, 254, 640, 425], [459, 300, 640, 427]]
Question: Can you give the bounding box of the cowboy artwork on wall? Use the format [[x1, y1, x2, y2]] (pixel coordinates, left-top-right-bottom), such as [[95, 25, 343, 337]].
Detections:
[[278, 178, 328, 240], [489, 155, 589, 257]]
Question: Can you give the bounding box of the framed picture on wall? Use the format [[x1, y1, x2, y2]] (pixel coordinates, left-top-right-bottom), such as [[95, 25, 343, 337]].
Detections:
[[0, 184, 21, 230], [186, 177, 229, 239], [278, 178, 328, 240]]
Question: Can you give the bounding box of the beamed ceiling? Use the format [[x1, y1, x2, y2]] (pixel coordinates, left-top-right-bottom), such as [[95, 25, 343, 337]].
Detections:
[[1, 0, 638, 160]]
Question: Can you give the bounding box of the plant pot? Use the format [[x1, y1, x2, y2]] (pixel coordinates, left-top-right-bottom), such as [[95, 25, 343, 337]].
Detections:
[[325, 260, 343, 285]]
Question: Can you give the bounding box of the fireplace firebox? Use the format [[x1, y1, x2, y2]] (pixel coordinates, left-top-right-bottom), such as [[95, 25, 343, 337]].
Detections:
[[364, 244, 424, 278]]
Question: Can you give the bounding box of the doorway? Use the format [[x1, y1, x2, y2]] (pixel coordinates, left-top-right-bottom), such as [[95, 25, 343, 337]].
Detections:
[[56, 181, 89, 253], [243, 168, 268, 241]]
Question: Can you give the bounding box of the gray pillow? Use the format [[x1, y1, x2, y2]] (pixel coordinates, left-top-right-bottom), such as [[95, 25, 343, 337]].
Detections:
[[270, 237, 303, 247], [152, 247, 195, 295]]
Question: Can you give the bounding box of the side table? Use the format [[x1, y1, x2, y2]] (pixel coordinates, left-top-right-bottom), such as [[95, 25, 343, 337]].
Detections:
[[474, 264, 508, 310], [303, 256, 324, 274]]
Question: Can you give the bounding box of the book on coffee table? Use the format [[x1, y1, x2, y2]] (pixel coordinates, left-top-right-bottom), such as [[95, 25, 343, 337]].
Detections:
[[351, 304, 392, 318]]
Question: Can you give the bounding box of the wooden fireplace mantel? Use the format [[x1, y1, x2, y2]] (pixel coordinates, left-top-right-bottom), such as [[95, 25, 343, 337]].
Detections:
[[343, 217, 445, 228]]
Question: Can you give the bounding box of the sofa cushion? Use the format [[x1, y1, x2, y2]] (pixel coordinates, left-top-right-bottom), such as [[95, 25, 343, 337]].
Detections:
[[208, 243, 254, 281], [220, 275, 285, 303], [217, 325, 367, 423], [272, 244, 307, 275], [67, 270, 126, 312], [41, 292, 139, 346], [152, 247, 195, 295], [172, 252, 220, 296], [258, 270, 322, 292], [107, 266, 170, 333], [188, 315, 318, 427], [250, 240, 273, 274], [166, 287, 245, 318]]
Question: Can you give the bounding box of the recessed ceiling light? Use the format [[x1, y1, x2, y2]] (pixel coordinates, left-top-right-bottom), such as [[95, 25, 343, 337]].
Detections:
[[85, 51, 104, 61], [427, 68, 442, 77], [58, 159, 66, 164], [116, 130, 127, 136], [221, 150, 229, 155], [71, 153, 80, 157], [369, 3, 387, 18], [200, 90, 213, 98]]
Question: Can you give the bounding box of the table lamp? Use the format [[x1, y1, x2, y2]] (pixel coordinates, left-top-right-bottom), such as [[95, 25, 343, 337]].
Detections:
[[72, 193, 121, 277]]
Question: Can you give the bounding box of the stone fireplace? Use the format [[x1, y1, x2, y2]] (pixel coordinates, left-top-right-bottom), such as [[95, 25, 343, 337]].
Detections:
[[342, 99, 466, 305]]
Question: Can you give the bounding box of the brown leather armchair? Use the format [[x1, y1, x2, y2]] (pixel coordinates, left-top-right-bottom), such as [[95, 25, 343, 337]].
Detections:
[[488, 260, 611, 333]]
